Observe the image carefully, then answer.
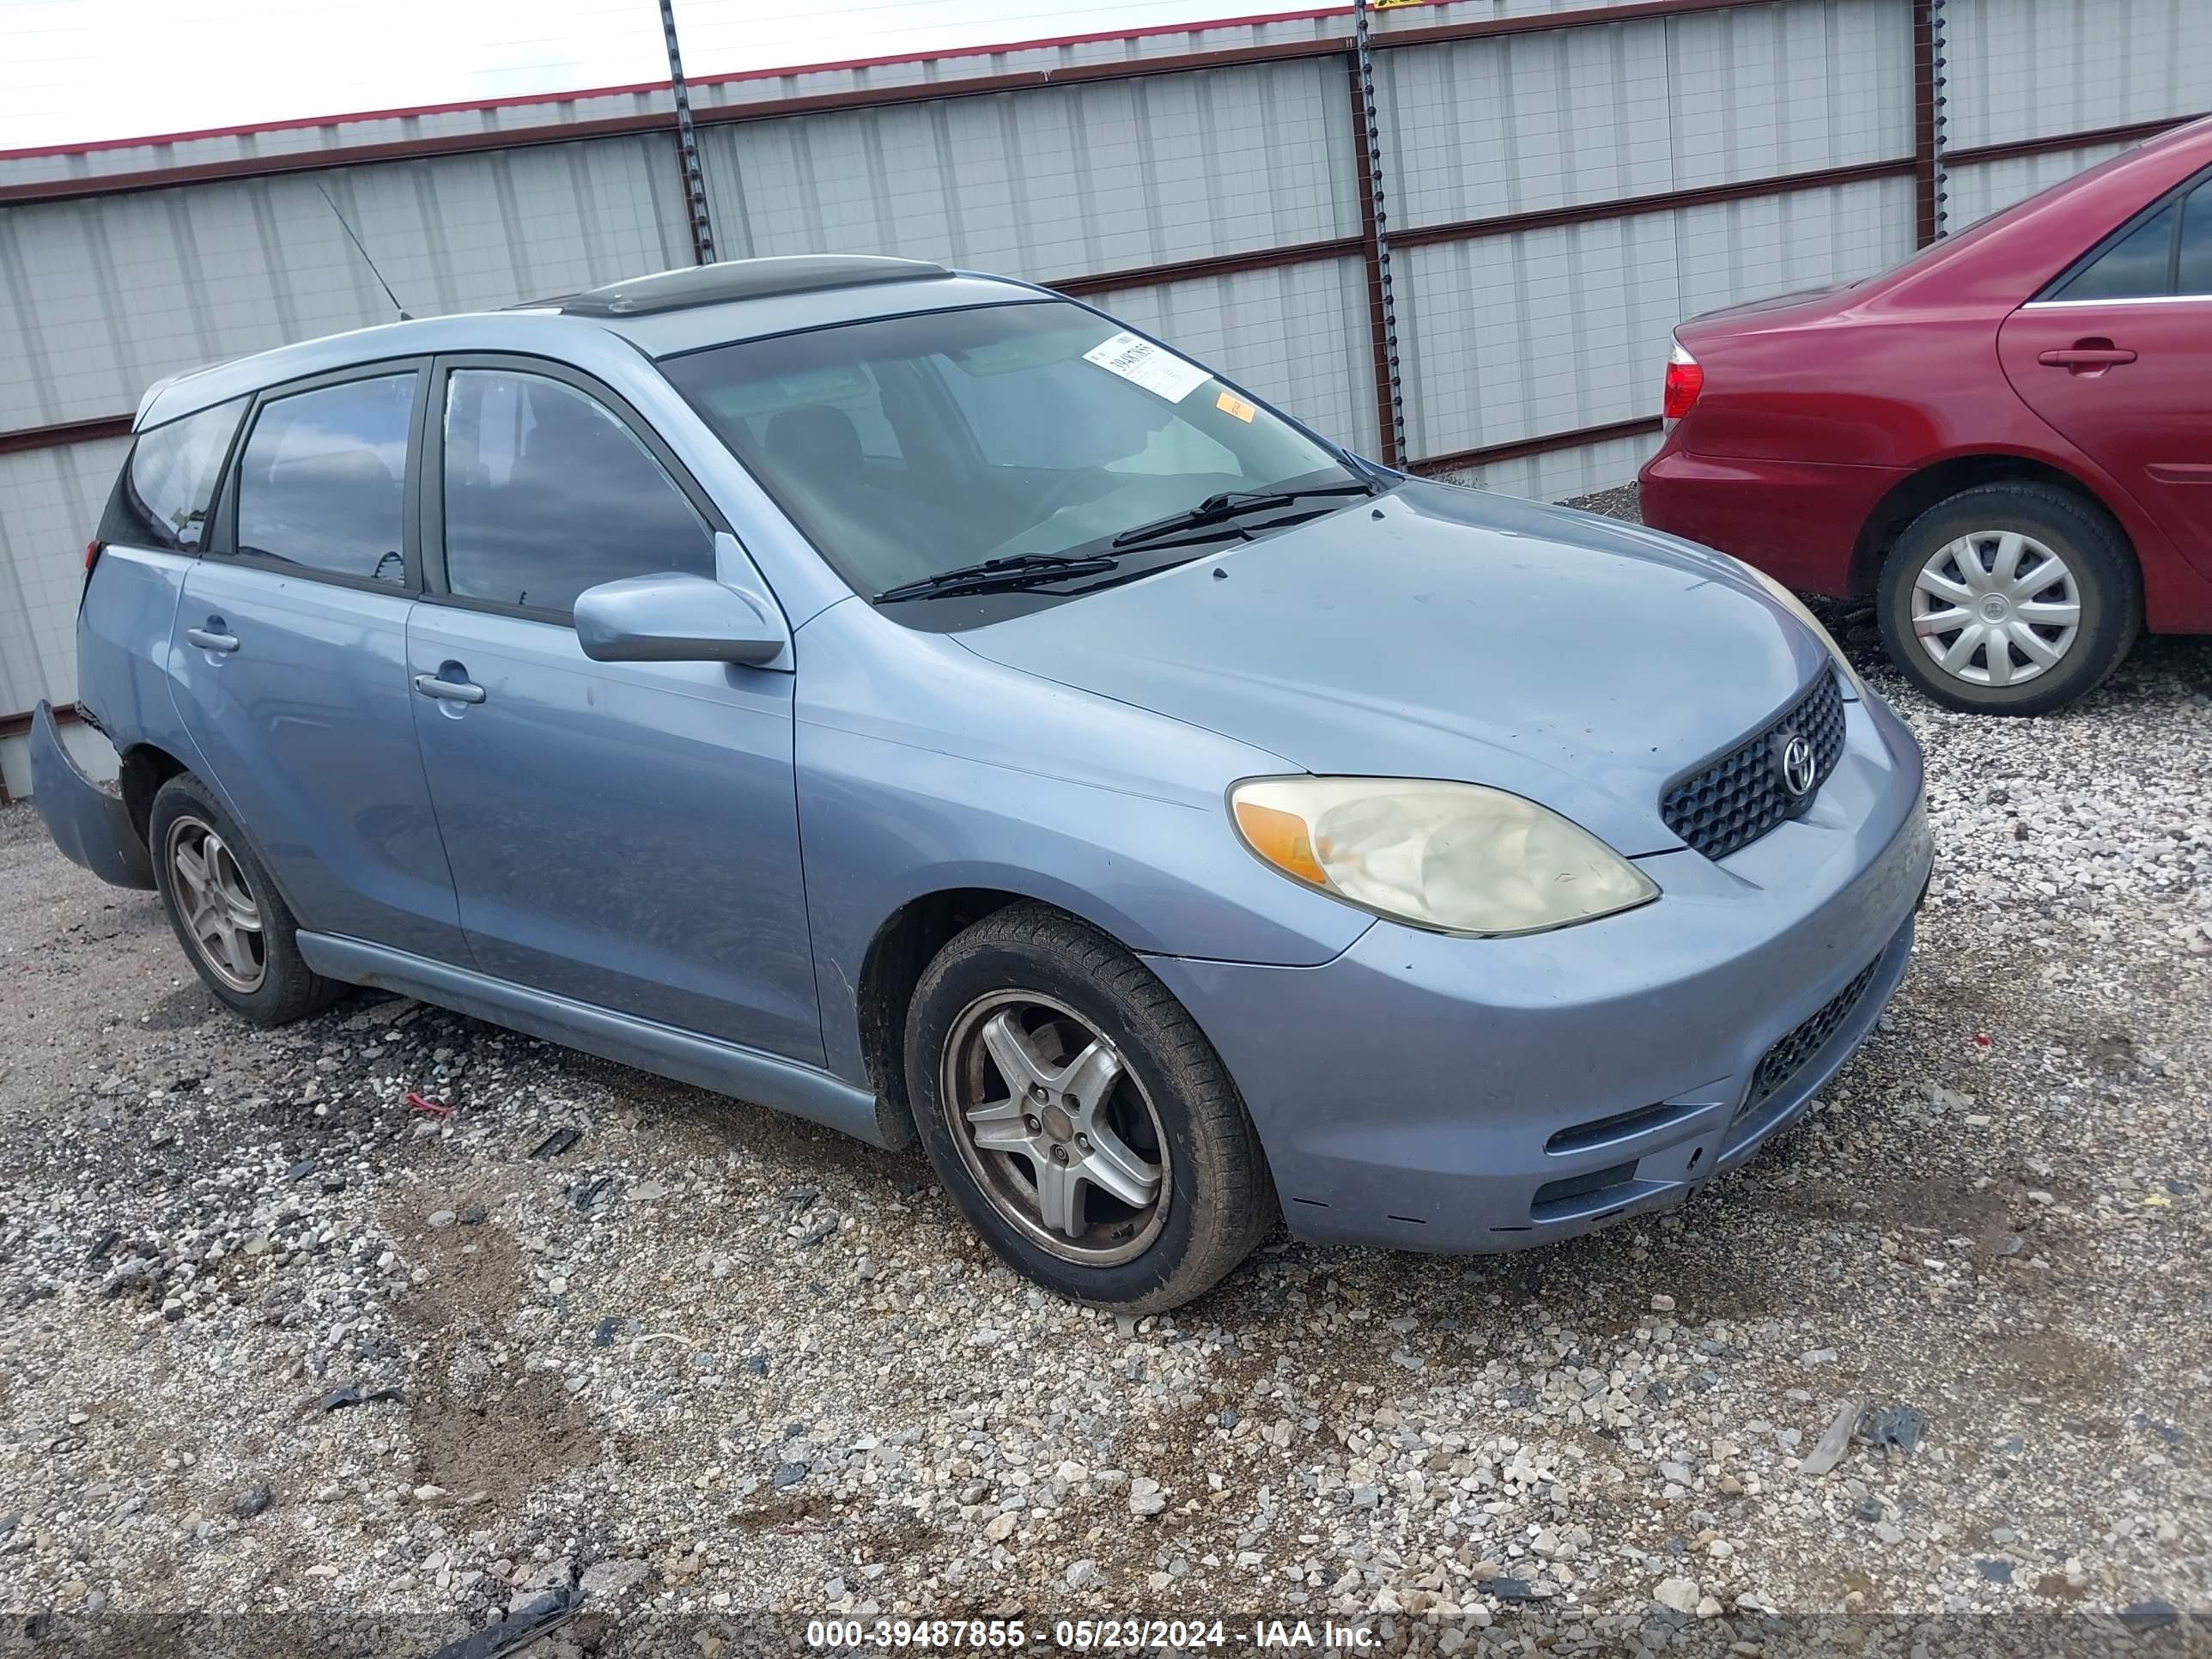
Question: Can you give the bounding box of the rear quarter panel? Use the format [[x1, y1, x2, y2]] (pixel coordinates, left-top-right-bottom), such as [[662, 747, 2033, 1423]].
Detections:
[[77, 546, 210, 778]]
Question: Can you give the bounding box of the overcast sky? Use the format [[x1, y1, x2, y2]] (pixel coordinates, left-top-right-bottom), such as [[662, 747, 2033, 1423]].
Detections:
[[2, 0, 1280, 151]]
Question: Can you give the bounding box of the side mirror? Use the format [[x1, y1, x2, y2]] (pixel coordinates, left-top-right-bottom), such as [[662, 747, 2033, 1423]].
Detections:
[[573, 573, 787, 666]]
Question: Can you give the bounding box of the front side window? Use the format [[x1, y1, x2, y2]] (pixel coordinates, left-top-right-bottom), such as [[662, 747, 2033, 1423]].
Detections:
[[100, 397, 246, 551], [2053, 201, 2179, 302], [234, 374, 415, 583], [659, 301, 1359, 608], [440, 370, 714, 614]]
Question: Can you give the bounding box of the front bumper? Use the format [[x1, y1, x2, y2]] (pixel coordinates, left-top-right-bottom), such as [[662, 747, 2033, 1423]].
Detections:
[[1148, 690, 1932, 1254], [29, 702, 154, 890]]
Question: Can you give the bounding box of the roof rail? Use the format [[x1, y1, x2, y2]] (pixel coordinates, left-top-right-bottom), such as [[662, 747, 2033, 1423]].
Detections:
[[557, 256, 951, 319]]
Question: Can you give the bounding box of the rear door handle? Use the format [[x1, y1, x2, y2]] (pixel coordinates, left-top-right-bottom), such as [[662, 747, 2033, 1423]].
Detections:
[[185, 627, 239, 653], [2038, 346, 2137, 369], [413, 673, 486, 705]]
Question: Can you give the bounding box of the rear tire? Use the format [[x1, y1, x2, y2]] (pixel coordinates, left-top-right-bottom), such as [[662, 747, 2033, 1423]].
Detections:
[[149, 773, 344, 1026], [1875, 482, 2140, 715], [905, 903, 1274, 1313]]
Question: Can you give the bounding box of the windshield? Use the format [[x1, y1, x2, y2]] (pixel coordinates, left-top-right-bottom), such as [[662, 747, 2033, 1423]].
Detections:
[[659, 300, 1362, 601]]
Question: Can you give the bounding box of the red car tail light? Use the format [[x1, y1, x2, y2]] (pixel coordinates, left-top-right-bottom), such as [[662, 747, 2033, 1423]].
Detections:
[[83, 538, 104, 577], [1662, 343, 1704, 424]]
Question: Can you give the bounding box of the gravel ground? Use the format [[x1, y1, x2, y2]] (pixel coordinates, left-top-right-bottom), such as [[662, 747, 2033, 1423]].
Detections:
[[2, 489, 2209, 1655]]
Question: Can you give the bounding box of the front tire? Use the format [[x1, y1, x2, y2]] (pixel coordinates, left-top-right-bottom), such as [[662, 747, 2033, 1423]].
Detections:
[[1875, 482, 2140, 715], [905, 903, 1274, 1312], [149, 773, 344, 1026]]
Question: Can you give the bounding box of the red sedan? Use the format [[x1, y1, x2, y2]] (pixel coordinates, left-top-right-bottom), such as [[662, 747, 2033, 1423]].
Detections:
[[1641, 116, 2212, 714]]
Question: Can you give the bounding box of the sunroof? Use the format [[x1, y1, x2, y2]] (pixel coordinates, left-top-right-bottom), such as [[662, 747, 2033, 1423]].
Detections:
[[558, 256, 951, 318]]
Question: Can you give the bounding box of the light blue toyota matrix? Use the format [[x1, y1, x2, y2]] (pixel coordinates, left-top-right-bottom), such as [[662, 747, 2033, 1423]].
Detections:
[[35, 256, 1932, 1310]]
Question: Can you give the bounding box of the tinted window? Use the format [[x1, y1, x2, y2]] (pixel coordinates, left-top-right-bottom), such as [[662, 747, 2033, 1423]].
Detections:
[[234, 375, 415, 583], [99, 398, 246, 550], [2054, 201, 2177, 301], [2179, 181, 2212, 295], [441, 370, 714, 614]]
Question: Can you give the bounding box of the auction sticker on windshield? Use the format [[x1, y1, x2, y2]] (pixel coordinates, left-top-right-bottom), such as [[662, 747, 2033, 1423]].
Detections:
[[1083, 331, 1211, 402]]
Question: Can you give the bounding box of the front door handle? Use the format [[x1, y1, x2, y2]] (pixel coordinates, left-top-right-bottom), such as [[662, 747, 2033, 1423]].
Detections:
[[413, 673, 486, 705], [185, 626, 239, 653], [2038, 343, 2137, 371]]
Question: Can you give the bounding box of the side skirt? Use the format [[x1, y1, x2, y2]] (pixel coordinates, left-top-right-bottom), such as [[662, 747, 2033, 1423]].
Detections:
[[296, 932, 903, 1148]]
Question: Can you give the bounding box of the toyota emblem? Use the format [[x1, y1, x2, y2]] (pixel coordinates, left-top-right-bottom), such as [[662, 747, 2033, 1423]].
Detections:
[[1777, 732, 1817, 798]]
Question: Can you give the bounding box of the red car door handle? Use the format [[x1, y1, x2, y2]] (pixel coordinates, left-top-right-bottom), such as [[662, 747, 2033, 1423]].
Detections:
[[2039, 345, 2137, 369]]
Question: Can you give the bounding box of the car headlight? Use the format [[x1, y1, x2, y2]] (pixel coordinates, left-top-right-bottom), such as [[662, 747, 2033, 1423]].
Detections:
[[1735, 561, 1868, 700], [1229, 777, 1658, 938]]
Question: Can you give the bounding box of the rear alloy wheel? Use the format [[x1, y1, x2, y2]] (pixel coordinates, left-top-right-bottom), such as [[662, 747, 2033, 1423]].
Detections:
[[149, 772, 346, 1026], [1876, 482, 2139, 715], [164, 817, 265, 993], [906, 903, 1274, 1311]]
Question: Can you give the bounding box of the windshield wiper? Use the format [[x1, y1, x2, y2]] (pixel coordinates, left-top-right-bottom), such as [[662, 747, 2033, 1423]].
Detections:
[[1110, 482, 1376, 550], [872, 551, 1121, 604]]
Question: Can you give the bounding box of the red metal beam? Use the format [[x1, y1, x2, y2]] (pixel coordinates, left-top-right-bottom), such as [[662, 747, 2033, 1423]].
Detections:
[[1049, 233, 1364, 296], [0, 702, 80, 741], [1409, 415, 1663, 475], [0, 415, 134, 456], [1944, 112, 2209, 169], [1390, 155, 1918, 248]]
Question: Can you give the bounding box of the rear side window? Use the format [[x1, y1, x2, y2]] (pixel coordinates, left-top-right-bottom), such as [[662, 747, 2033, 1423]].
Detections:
[[234, 374, 416, 584], [439, 369, 714, 614], [2052, 201, 2178, 301], [2179, 180, 2212, 295], [99, 397, 246, 550]]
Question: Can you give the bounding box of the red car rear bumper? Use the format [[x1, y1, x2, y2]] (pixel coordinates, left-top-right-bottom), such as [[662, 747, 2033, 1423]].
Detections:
[[1638, 446, 1905, 599]]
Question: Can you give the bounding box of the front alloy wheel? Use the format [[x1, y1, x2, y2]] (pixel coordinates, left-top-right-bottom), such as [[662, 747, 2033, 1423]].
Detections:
[[905, 902, 1274, 1311], [942, 991, 1170, 1266]]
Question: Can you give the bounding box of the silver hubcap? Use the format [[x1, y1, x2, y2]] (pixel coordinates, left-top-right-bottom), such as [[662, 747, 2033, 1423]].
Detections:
[[941, 991, 1170, 1267], [1911, 530, 2081, 688], [165, 817, 265, 993]]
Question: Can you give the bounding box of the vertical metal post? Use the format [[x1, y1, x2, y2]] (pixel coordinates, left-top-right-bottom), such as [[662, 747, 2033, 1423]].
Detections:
[[1912, 0, 1950, 246], [1930, 0, 1950, 240], [1350, 0, 1407, 467], [659, 0, 717, 264]]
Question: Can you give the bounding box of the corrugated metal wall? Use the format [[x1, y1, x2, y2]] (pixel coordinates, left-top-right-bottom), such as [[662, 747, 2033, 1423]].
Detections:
[[697, 58, 1358, 283], [1383, 0, 1916, 480], [1, 0, 2203, 793]]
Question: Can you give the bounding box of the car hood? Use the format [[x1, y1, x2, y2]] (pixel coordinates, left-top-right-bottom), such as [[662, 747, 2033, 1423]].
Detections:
[[955, 479, 1831, 855]]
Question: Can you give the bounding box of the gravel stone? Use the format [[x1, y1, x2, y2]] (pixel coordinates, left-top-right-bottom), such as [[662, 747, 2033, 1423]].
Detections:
[[3, 489, 2208, 1638]]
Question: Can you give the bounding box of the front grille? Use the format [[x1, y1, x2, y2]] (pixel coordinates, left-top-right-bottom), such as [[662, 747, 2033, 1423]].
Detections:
[[1737, 954, 1882, 1122], [1662, 672, 1846, 862]]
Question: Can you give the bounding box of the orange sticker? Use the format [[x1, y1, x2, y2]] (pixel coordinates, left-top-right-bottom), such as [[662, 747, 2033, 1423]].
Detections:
[[1216, 390, 1256, 422]]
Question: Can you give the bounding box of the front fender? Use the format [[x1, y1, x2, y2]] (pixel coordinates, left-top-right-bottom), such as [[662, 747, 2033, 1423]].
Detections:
[[29, 703, 155, 890]]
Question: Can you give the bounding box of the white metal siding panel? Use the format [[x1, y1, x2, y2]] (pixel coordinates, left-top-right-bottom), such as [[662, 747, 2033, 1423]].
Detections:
[[1379, 0, 1911, 229], [1945, 143, 2137, 229], [0, 438, 124, 719], [0, 136, 691, 431], [1399, 175, 1915, 468], [1946, 0, 2212, 152], [688, 15, 1352, 115], [0, 92, 677, 188], [697, 59, 1355, 280], [1080, 258, 1378, 454]]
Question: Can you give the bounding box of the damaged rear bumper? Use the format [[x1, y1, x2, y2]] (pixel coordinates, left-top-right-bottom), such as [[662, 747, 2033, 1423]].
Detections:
[[29, 702, 154, 890]]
